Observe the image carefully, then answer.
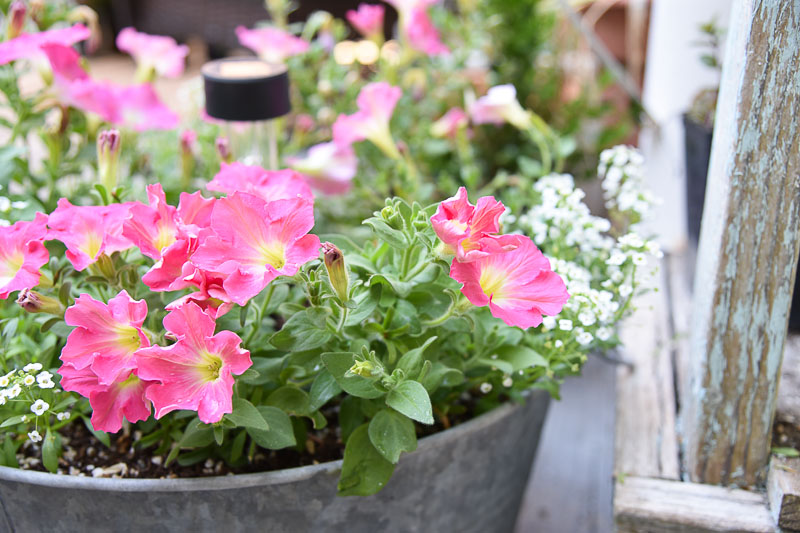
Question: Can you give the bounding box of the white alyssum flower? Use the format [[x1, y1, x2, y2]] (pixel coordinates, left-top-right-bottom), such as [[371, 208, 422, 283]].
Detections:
[[596, 327, 613, 341], [542, 316, 557, 330], [0, 371, 13, 388], [502, 377, 513, 388], [11, 200, 28, 209], [7, 384, 21, 398], [558, 319, 573, 331], [23, 375, 35, 386], [23, 363, 42, 373], [480, 382, 493, 394], [31, 399, 49, 416], [576, 330, 593, 346], [28, 430, 43, 443], [578, 310, 596, 327], [619, 284, 633, 297], [56, 412, 71, 421], [0, 219, 10, 227], [554, 340, 563, 348]]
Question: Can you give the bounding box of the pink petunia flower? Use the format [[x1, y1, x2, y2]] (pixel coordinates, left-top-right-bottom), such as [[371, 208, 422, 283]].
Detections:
[[468, 84, 531, 130], [123, 184, 179, 260], [235, 25, 309, 63], [135, 302, 252, 424], [0, 23, 89, 65], [0, 213, 49, 300], [191, 193, 321, 305], [431, 107, 468, 139], [332, 82, 402, 158], [46, 199, 133, 271], [206, 163, 313, 203], [450, 234, 569, 329], [112, 83, 179, 131], [286, 142, 358, 195], [116, 27, 189, 80], [431, 187, 511, 262], [59, 364, 152, 433], [164, 268, 234, 318], [385, 0, 448, 56], [346, 4, 385, 40], [60, 290, 150, 385]]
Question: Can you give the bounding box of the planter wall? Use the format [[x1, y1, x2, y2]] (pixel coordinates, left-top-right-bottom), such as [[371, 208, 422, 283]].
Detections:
[[0, 390, 549, 533]]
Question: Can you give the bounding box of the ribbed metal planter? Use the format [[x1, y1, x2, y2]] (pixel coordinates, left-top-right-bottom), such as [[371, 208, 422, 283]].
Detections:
[[0, 390, 549, 533]]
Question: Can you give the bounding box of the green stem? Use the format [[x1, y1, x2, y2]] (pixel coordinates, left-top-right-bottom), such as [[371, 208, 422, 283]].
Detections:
[[422, 301, 456, 327], [244, 284, 276, 346], [337, 305, 348, 334]]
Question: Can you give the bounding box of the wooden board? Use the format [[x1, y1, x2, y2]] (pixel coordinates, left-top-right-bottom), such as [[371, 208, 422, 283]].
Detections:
[[615, 260, 680, 480], [615, 476, 774, 533], [768, 456, 800, 531]]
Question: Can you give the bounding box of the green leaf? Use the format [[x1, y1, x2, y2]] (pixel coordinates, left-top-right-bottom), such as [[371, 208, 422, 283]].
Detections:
[[40, 317, 62, 333], [42, 429, 60, 473], [368, 273, 414, 298], [368, 409, 417, 464], [772, 446, 800, 458], [178, 418, 215, 448], [321, 352, 383, 399], [265, 386, 311, 416], [337, 424, 395, 496], [309, 370, 342, 412], [230, 430, 247, 463], [58, 281, 72, 306], [213, 425, 224, 445], [269, 309, 332, 352], [493, 345, 548, 371], [344, 285, 381, 326], [0, 415, 26, 429], [422, 363, 463, 392], [363, 218, 407, 249], [225, 397, 269, 431], [81, 416, 111, 447], [339, 396, 365, 443], [395, 336, 437, 377], [386, 381, 434, 425], [247, 406, 296, 450], [3, 438, 18, 468], [475, 357, 514, 374]]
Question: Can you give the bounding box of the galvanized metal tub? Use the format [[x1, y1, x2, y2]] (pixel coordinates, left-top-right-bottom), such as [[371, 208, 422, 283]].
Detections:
[[0, 390, 549, 533]]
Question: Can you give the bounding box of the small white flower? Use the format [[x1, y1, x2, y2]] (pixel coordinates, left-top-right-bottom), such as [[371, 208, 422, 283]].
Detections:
[[558, 319, 573, 331], [576, 331, 593, 346], [11, 201, 28, 210], [7, 384, 21, 398], [31, 399, 49, 416], [619, 284, 633, 297], [554, 340, 563, 348], [632, 253, 647, 266], [578, 311, 596, 327], [27, 430, 42, 443], [596, 327, 613, 341], [480, 382, 493, 394], [0, 219, 10, 227], [37, 377, 55, 389], [606, 252, 626, 266], [611, 271, 624, 284], [0, 396, 5, 406], [23, 363, 42, 373], [542, 316, 556, 330], [0, 197, 9, 212], [21, 415, 28, 423], [56, 412, 71, 421], [0, 377, 9, 388], [502, 377, 513, 388], [23, 375, 35, 386]]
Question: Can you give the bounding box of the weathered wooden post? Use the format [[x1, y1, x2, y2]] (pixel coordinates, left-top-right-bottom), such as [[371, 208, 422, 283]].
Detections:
[[685, 0, 800, 487]]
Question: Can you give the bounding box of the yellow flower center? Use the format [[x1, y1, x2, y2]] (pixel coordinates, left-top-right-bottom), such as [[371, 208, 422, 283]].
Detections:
[[479, 265, 506, 300], [197, 351, 223, 382], [0, 251, 24, 287], [154, 225, 176, 252], [81, 232, 103, 259], [259, 241, 286, 270], [115, 325, 142, 353]]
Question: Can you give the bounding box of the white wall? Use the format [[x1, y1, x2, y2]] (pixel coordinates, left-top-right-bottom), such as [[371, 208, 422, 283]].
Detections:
[[640, 0, 733, 251]]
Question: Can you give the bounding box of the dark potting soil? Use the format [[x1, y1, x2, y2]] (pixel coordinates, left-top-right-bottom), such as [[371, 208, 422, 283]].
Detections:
[[17, 394, 484, 479]]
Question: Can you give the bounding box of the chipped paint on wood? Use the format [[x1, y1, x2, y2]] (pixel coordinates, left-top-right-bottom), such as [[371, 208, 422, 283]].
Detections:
[[685, 0, 800, 487]]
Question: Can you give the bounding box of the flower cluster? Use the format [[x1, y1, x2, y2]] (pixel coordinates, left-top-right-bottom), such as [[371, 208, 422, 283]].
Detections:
[[0, 363, 68, 444], [432, 187, 570, 329], [598, 145, 657, 226]]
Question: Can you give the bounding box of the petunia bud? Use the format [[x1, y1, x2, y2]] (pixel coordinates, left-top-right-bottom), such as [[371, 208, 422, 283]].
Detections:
[[97, 129, 121, 192], [347, 359, 377, 378], [215, 136, 232, 163], [322, 242, 349, 303], [6, 1, 26, 41], [16, 289, 64, 316]]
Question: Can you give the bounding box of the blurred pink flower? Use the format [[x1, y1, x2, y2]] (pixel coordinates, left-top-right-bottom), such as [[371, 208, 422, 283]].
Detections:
[[0, 23, 89, 65], [0, 213, 49, 300], [346, 4, 385, 39], [59, 364, 152, 433], [60, 290, 150, 385], [113, 83, 179, 131], [135, 302, 252, 424], [431, 107, 468, 139], [431, 187, 509, 262], [46, 199, 133, 271], [286, 142, 358, 195], [450, 234, 569, 329], [206, 163, 313, 203], [191, 193, 320, 305], [385, 0, 448, 56], [332, 82, 402, 158], [116, 27, 189, 79], [469, 84, 531, 130], [235, 25, 309, 63], [6, 1, 26, 41], [123, 184, 179, 260]]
